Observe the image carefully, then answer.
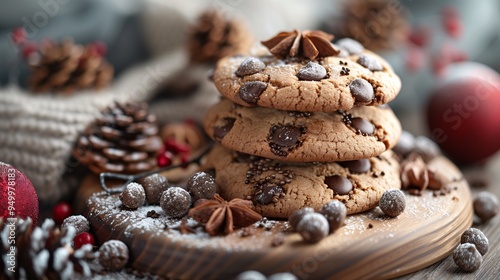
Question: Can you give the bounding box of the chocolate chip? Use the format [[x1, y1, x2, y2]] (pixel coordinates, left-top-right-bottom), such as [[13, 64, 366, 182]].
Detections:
[[186, 171, 219, 202], [320, 201, 346, 233], [461, 228, 489, 255], [414, 136, 441, 162], [351, 118, 375, 135], [357, 55, 383, 71], [349, 78, 374, 103], [393, 131, 416, 158], [269, 126, 302, 147], [142, 174, 169, 204], [325, 175, 353, 195], [296, 213, 329, 243], [255, 185, 284, 205], [379, 189, 406, 218], [453, 243, 482, 272], [238, 81, 267, 104], [213, 118, 235, 141], [297, 61, 327, 81], [160, 187, 191, 218], [289, 207, 315, 229], [473, 191, 499, 222], [235, 57, 266, 77], [119, 182, 145, 210], [339, 159, 371, 173], [336, 38, 364, 55], [332, 44, 349, 57]]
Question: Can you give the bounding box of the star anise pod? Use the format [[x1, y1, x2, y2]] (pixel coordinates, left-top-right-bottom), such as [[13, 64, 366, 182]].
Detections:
[[261, 29, 339, 60], [188, 194, 262, 235], [401, 153, 447, 193]]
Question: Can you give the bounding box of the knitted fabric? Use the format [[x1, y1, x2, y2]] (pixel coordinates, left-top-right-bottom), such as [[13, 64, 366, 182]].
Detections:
[[0, 50, 186, 204]]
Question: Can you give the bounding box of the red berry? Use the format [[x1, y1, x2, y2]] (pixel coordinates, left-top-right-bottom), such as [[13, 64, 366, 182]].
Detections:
[[157, 151, 173, 167], [92, 41, 107, 57], [165, 138, 191, 154], [11, 28, 27, 45], [431, 58, 448, 77], [405, 47, 426, 72], [53, 202, 72, 224], [408, 26, 431, 48], [444, 17, 462, 39], [73, 232, 95, 249], [21, 42, 38, 59]]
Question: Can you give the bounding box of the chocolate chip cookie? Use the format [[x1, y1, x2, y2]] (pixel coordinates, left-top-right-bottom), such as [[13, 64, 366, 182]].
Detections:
[[203, 99, 401, 162], [212, 45, 401, 112], [203, 144, 401, 218]]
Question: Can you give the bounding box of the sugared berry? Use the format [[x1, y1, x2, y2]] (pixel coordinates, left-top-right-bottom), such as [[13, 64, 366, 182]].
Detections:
[[99, 240, 129, 271], [453, 243, 482, 272], [473, 191, 499, 222], [289, 207, 315, 230], [296, 212, 329, 243], [320, 201, 347, 233], [160, 187, 191, 218], [186, 171, 218, 202], [379, 189, 406, 218], [119, 182, 145, 210], [142, 174, 169, 205], [461, 228, 489, 255]]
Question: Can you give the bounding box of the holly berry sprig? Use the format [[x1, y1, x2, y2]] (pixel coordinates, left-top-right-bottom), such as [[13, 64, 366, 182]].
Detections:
[[10, 27, 108, 61], [405, 5, 467, 76], [156, 138, 192, 168]]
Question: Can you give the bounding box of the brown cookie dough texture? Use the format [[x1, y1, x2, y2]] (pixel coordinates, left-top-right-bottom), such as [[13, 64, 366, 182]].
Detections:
[[203, 144, 401, 218], [212, 49, 401, 112], [203, 99, 401, 162]]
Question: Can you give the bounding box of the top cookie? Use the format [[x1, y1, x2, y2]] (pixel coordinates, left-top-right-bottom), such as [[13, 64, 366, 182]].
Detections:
[[212, 37, 401, 112]]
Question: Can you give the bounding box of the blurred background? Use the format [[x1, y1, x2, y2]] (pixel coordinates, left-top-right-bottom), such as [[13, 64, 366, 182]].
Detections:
[[1, 0, 500, 207]]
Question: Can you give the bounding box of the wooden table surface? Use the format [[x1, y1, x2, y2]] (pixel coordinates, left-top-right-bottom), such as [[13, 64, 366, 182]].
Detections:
[[395, 111, 500, 280]]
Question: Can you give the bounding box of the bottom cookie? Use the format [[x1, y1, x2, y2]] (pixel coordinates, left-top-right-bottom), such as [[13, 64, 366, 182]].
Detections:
[[84, 155, 472, 279], [203, 144, 401, 218]]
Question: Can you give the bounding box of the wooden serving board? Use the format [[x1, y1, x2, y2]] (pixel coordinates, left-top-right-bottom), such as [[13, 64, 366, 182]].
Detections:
[[82, 156, 473, 280]]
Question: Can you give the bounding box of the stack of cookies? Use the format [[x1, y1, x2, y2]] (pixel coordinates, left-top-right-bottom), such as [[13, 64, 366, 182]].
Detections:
[[203, 30, 403, 218]]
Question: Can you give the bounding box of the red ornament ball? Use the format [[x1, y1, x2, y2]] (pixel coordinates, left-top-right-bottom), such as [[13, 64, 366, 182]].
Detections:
[[73, 232, 95, 249], [426, 62, 500, 164], [0, 162, 39, 229], [53, 202, 72, 225]]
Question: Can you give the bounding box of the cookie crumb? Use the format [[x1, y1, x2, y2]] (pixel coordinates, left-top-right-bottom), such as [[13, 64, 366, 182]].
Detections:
[[146, 210, 160, 218]]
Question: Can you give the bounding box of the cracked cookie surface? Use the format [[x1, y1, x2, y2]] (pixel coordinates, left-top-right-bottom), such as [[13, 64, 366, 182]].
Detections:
[[203, 144, 401, 218], [203, 99, 401, 162], [212, 49, 401, 112]]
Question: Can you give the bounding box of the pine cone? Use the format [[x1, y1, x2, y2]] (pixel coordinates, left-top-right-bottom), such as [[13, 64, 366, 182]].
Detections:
[[29, 40, 113, 94], [72, 101, 163, 174], [187, 9, 252, 64], [0, 218, 94, 280], [340, 0, 409, 51]]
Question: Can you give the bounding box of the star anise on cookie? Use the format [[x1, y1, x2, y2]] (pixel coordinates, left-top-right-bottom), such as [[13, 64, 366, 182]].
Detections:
[[261, 29, 339, 60], [188, 194, 262, 235]]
